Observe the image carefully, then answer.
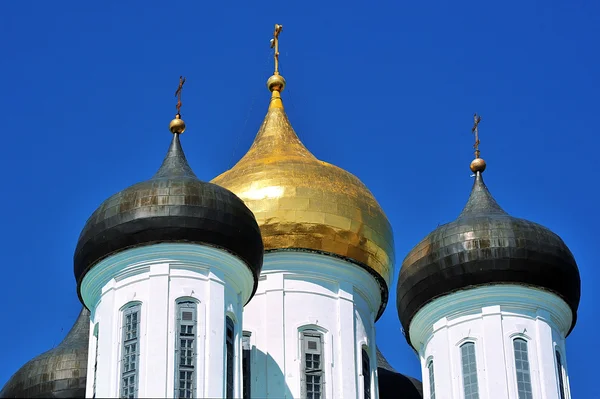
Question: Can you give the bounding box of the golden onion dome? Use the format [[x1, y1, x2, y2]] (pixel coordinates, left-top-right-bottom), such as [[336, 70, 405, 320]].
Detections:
[[212, 77, 395, 317]]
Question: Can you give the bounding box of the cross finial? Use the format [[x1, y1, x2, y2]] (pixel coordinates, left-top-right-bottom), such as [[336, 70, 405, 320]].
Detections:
[[175, 76, 186, 116], [270, 24, 283, 75], [471, 113, 482, 158]]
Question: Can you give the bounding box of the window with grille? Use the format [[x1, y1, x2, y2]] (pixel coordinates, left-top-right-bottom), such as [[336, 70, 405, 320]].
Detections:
[[460, 342, 479, 399], [121, 304, 141, 399], [301, 330, 324, 399], [175, 301, 197, 398], [362, 348, 371, 399], [242, 331, 252, 399], [513, 339, 533, 399], [556, 351, 566, 399], [226, 317, 235, 399], [427, 359, 435, 399]]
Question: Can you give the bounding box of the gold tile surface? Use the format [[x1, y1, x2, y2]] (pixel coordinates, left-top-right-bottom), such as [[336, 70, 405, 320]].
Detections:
[[212, 92, 395, 288]]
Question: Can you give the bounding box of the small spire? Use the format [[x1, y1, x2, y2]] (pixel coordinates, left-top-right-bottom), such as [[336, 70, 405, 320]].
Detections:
[[169, 76, 187, 134], [267, 24, 286, 109], [459, 173, 507, 218], [470, 113, 486, 173]]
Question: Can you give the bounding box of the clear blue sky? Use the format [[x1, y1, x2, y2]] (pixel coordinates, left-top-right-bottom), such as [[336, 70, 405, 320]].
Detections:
[[1, 0, 598, 396]]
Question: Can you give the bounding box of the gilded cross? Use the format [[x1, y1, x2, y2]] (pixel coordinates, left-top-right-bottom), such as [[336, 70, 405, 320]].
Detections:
[[471, 113, 482, 157], [175, 76, 186, 115], [270, 24, 283, 74]]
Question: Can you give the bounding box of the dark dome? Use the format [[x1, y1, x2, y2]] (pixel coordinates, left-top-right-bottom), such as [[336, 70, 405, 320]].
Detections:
[[376, 347, 423, 399], [397, 172, 580, 342], [0, 309, 89, 398], [74, 133, 264, 302]]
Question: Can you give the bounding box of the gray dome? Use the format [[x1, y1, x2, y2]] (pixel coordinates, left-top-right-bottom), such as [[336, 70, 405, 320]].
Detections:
[[376, 347, 422, 399], [0, 309, 89, 398], [397, 172, 580, 344], [74, 133, 264, 304]]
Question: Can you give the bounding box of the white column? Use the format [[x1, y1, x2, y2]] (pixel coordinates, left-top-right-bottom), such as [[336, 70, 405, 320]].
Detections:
[[92, 279, 117, 398], [337, 282, 357, 398], [266, 273, 287, 397], [204, 272, 226, 398], [536, 310, 559, 399], [143, 263, 170, 396], [481, 305, 509, 399]]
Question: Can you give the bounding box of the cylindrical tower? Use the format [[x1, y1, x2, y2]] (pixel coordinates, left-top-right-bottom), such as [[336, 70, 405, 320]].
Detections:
[[397, 122, 580, 399], [74, 94, 264, 398], [211, 25, 395, 399]]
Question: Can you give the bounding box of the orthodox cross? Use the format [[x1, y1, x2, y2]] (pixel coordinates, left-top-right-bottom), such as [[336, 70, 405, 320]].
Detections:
[[471, 113, 482, 158], [270, 24, 283, 74], [175, 76, 186, 116]]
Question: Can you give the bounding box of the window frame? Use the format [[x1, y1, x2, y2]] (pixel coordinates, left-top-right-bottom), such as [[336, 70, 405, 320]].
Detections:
[[513, 338, 533, 399], [361, 347, 371, 399], [555, 350, 567, 399], [175, 300, 198, 399], [93, 323, 99, 399], [225, 316, 235, 399], [120, 303, 141, 399], [300, 329, 325, 399], [427, 357, 435, 399], [459, 341, 479, 399], [242, 331, 252, 399]]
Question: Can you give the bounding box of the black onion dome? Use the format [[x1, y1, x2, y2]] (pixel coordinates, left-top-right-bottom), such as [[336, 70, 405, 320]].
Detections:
[[0, 308, 89, 398], [397, 173, 580, 342], [376, 347, 423, 399], [74, 133, 264, 302]]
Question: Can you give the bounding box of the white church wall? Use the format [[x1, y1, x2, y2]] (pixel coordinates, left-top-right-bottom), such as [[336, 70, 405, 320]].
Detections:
[[79, 243, 253, 398], [242, 251, 382, 399], [410, 285, 573, 399]]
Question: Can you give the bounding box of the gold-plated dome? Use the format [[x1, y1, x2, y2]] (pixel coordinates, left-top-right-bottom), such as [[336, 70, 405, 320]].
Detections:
[[212, 86, 395, 316]]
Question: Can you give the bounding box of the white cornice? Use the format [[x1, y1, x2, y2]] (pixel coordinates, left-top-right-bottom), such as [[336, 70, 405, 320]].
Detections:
[[260, 251, 382, 314], [409, 284, 573, 351], [80, 243, 253, 311]]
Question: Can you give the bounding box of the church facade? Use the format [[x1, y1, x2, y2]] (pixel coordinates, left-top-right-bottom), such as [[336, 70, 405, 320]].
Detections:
[[0, 25, 579, 399]]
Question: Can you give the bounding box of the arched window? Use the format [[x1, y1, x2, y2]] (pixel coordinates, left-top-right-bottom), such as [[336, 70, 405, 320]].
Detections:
[[301, 330, 324, 399], [121, 303, 141, 398], [427, 359, 435, 399], [242, 331, 252, 399], [513, 338, 533, 399], [225, 316, 235, 399], [362, 348, 371, 399], [175, 301, 197, 398], [556, 351, 566, 399], [460, 342, 479, 399]]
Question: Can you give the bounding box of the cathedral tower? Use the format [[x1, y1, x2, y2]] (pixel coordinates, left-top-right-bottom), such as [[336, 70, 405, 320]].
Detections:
[[397, 116, 580, 399], [212, 25, 395, 398], [73, 80, 264, 398]]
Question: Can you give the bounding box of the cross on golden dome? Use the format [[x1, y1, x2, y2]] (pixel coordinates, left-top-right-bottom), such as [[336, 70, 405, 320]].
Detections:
[[270, 24, 283, 75]]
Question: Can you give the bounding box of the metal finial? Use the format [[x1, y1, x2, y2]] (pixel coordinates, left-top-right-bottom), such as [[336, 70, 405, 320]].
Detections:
[[270, 24, 283, 75], [470, 113, 486, 173], [170, 76, 187, 134]]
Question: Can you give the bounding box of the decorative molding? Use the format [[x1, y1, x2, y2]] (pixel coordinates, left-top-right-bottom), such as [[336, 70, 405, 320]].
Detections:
[[80, 243, 253, 312], [410, 284, 573, 350], [260, 251, 382, 314]]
